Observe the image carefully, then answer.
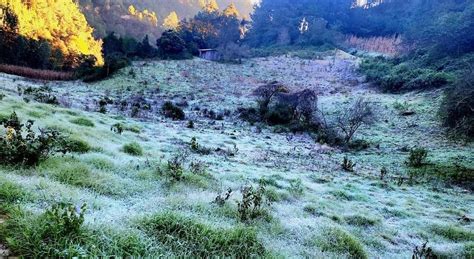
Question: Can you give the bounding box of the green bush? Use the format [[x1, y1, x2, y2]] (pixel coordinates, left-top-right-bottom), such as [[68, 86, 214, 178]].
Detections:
[[139, 212, 266, 257], [161, 101, 185, 120], [61, 137, 91, 153], [122, 142, 143, 156], [406, 148, 428, 168], [439, 72, 474, 140], [70, 118, 95, 127], [237, 185, 270, 222], [0, 112, 65, 166], [314, 226, 368, 259], [360, 58, 452, 92]]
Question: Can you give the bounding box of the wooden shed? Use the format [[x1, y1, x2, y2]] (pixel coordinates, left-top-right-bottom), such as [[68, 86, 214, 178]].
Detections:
[[198, 49, 220, 61]]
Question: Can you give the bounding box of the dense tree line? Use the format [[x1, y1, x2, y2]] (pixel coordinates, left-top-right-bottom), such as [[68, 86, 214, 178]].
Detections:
[[78, 0, 253, 40]]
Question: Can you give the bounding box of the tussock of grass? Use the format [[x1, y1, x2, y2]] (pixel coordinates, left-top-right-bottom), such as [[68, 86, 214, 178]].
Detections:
[[122, 142, 143, 156], [70, 117, 95, 127], [62, 137, 91, 153], [139, 212, 267, 257], [344, 214, 380, 227], [39, 157, 123, 195], [430, 224, 474, 241], [314, 226, 368, 259], [0, 208, 153, 257], [0, 179, 28, 203]]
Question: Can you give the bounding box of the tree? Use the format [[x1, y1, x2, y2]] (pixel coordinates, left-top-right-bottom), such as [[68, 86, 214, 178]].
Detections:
[[163, 11, 180, 30], [128, 5, 137, 16], [223, 3, 240, 17], [0, 0, 103, 66], [202, 0, 219, 13], [136, 35, 157, 58], [157, 30, 190, 59]]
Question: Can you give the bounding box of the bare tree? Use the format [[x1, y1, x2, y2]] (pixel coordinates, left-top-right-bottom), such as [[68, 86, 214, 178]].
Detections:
[[335, 98, 374, 143]]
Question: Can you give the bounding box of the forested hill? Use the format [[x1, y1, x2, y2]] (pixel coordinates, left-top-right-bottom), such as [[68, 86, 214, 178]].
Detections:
[[79, 0, 253, 40]]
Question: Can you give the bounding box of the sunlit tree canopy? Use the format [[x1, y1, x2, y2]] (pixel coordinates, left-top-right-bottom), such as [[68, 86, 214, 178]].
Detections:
[[0, 0, 104, 66]]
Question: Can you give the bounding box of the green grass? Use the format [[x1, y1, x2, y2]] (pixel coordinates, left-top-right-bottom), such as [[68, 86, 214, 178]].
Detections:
[[430, 224, 474, 241], [122, 142, 143, 156], [62, 137, 91, 153], [344, 214, 381, 227], [139, 212, 267, 257], [70, 117, 95, 127], [0, 207, 154, 257], [38, 157, 123, 195], [0, 179, 28, 203], [314, 226, 368, 259]]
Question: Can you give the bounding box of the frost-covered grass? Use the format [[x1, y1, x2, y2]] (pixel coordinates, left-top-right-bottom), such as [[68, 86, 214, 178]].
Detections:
[[0, 53, 473, 258]]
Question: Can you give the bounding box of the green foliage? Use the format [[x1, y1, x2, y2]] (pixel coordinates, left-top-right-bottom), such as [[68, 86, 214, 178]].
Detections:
[[314, 226, 368, 259], [440, 72, 474, 140], [122, 142, 143, 156], [344, 215, 380, 227], [237, 184, 269, 222], [139, 212, 266, 257], [20, 86, 59, 105], [70, 117, 95, 127], [430, 224, 474, 241], [359, 58, 452, 92], [161, 101, 185, 120], [407, 162, 474, 191], [288, 178, 304, 197], [0, 204, 151, 257], [0, 203, 86, 257], [0, 112, 65, 166], [164, 154, 185, 182], [45, 203, 87, 236], [0, 179, 27, 203], [157, 30, 191, 59], [61, 137, 91, 153], [111, 123, 124, 134], [80, 54, 131, 83], [406, 148, 428, 168], [179, 7, 242, 51]]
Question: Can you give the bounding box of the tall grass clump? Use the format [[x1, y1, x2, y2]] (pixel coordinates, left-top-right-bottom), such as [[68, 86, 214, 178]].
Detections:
[[0, 179, 28, 203], [314, 226, 368, 259], [0, 204, 153, 257], [70, 118, 95, 127], [139, 212, 267, 257], [122, 142, 143, 156]]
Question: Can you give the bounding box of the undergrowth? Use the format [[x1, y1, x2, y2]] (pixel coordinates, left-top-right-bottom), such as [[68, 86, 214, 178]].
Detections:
[[138, 212, 267, 257]]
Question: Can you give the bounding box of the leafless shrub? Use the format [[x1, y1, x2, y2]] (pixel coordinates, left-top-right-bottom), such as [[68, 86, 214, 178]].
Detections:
[[335, 98, 374, 144], [213, 188, 233, 206]]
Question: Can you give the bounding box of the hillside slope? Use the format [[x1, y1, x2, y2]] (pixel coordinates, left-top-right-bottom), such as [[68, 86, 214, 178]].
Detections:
[[0, 53, 473, 258]]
